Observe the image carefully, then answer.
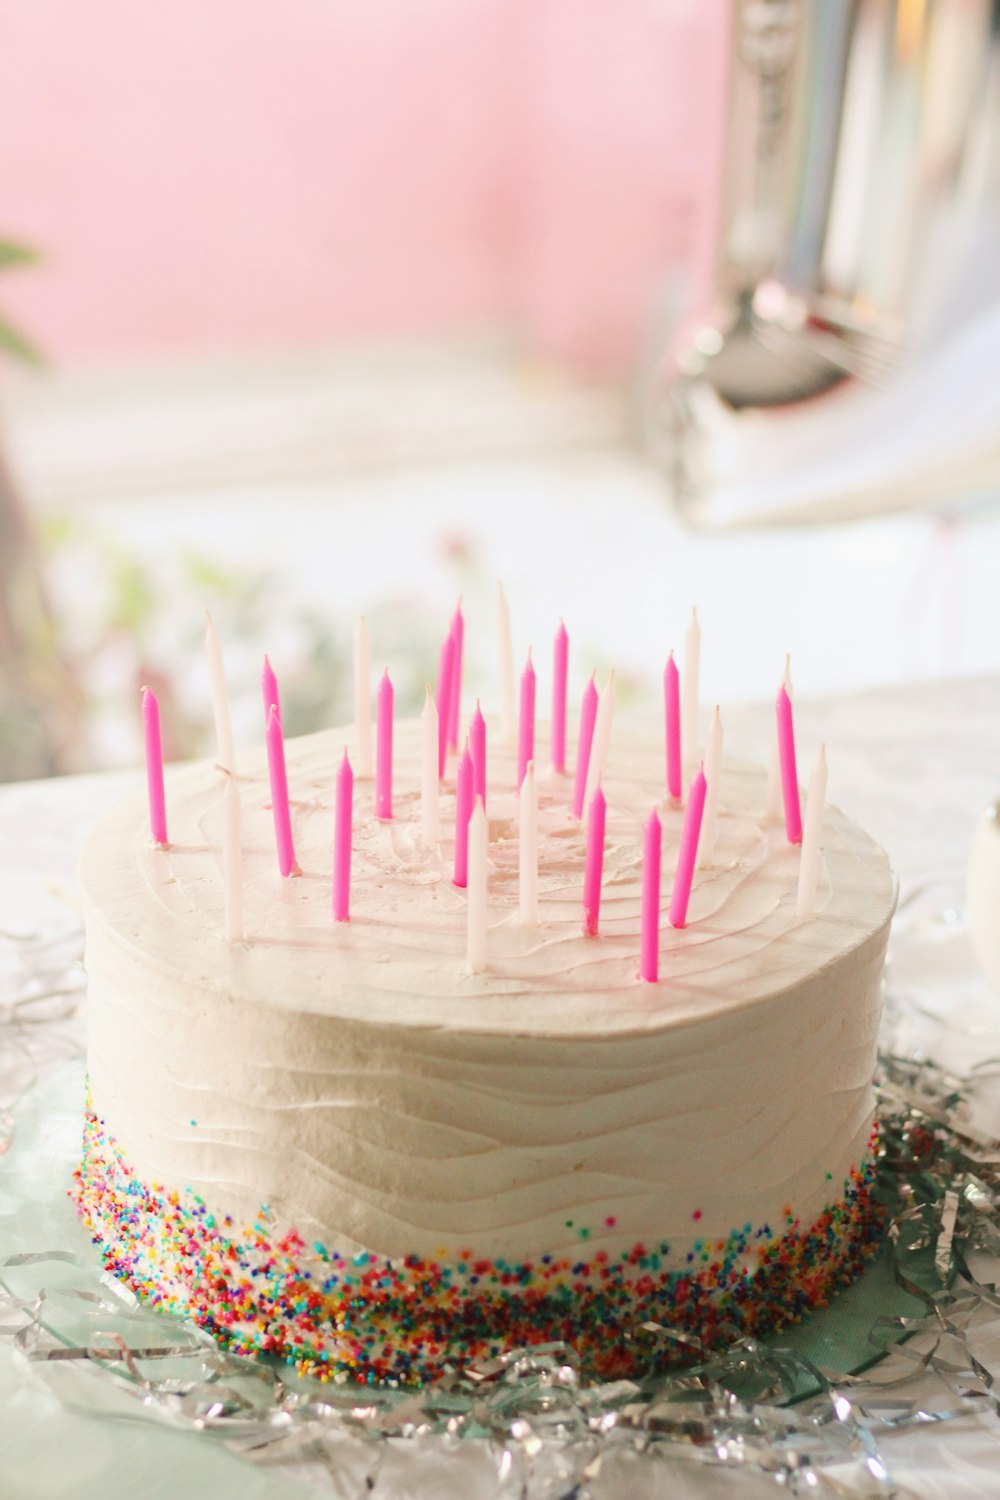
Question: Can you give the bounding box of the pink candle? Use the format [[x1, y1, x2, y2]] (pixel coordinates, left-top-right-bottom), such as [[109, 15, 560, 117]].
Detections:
[[266, 704, 298, 877], [664, 652, 681, 801], [640, 807, 661, 981], [518, 651, 536, 790], [436, 629, 455, 779], [447, 603, 463, 752], [582, 785, 607, 936], [470, 699, 487, 811], [551, 620, 568, 773], [572, 673, 598, 819], [261, 654, 280, 722], [141, 686, 168, 847], [776, 685, 802, 844], [377, 670, 394, 820], [669, 767, 707, 928], [332, 748, 353, 921], [453, 744, 474, 887]]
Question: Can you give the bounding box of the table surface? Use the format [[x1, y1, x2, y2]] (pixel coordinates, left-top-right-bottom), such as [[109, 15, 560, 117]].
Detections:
[[3, 674, 1000, 1498]]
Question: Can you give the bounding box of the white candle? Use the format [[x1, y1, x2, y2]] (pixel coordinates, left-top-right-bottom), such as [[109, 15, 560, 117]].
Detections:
[[583, 669, 615, 814], [764, 654, 793, 822], [223, 767, 243, 943], [204, 610, 236, 774], [498, 582, 515, 744], [682, 607, 700, 771], [420, 686, 439, 844], [696, 706, 724, 869], [353, 615, 373, 778], [519, 760, 539, 925], [467, 797, 488, 972], [796, 743, 827, 919]]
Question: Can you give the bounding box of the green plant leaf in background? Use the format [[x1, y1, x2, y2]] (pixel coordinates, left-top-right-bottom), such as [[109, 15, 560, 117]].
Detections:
[[109, 554, 156, 636], [0, 316, 45, 367], [0, 240, 45, 367], [0, 240, 41, 269], [181, 553, 243, 599]]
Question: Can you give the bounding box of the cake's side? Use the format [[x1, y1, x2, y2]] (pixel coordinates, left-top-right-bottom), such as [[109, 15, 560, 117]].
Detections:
[[73, 1100, 879, 1383], [74, 720, 895, 1383]]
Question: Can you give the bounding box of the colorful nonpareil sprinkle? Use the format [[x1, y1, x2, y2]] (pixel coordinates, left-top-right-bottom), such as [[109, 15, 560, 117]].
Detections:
[[71, 1101, 880, 1388]]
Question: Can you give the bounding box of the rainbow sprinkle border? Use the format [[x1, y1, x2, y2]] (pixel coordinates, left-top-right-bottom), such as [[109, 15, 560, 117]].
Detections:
[[71, 1107, 881, 1386]]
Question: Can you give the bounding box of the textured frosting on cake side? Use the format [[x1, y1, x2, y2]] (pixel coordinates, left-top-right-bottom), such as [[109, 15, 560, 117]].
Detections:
[[75, 718, 895, 1381]]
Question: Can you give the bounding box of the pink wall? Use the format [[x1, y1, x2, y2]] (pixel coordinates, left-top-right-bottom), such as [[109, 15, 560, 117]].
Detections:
[[512, 0, 726, 372], [0, 1, 727, 373]]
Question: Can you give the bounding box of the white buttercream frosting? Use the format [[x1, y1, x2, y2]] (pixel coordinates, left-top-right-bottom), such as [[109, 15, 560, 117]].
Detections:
[[80, 718, 895, 1271]]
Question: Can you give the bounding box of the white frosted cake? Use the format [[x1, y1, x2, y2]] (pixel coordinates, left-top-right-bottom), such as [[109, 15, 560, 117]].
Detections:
[[74, 717, 895, 1384]]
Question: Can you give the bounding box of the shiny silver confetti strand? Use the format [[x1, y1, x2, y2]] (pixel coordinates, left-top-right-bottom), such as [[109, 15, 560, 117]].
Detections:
[[0, 921, 85, 1154]]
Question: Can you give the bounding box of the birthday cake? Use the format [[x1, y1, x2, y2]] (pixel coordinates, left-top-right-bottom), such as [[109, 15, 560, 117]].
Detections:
[[73, 713, 895, 1385]]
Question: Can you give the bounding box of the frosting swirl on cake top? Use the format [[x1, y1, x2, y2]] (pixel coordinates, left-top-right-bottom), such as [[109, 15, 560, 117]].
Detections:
[[82, 718, 895, 1039]]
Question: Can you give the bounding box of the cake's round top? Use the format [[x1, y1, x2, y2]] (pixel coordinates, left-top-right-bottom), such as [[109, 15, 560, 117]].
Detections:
[[81, 717, 895, 1040]]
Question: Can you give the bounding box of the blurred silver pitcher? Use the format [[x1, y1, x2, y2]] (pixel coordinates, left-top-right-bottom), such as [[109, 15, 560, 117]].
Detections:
[[656, 0, 1000, 526]]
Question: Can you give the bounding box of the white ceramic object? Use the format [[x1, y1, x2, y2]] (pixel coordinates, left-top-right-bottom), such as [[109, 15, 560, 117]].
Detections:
[[966, 800, 1000, 989]]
